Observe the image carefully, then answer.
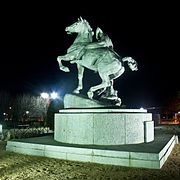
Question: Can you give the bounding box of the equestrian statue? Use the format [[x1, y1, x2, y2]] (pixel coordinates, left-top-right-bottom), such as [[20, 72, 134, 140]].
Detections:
[[57, 17, 138, 106]]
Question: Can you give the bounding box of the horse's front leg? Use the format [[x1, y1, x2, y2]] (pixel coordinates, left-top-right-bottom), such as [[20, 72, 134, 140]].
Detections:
[[57, 54, 74, 72], [57, 56, 70, 72], [73, 64, 84, 94]]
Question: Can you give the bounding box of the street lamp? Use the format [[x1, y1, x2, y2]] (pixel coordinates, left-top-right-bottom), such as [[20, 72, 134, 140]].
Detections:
[[50, 92, 58, 99], [41, 91, 58, 108], [40, 91, 58, 126], [41, 92, 49, 99], [41, 92, 58, 100]]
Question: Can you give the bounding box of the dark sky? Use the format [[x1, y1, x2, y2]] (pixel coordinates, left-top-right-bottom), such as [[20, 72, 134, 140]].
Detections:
[[0, 2, 179, 107]]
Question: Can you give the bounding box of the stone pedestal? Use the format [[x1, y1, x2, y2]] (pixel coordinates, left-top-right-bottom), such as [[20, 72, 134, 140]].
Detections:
[[55, 94, 154, 145], [64, 94, 118, 108], [7, 93, 177, 169], [6, 134, 178, 169], [55, 108, 154, 145], [0, 124, 2, 134]]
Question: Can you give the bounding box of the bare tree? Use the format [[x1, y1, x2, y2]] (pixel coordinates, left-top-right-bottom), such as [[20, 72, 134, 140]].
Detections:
[[0, 91, 11, 122], [12, 94, 48, 122], [168, 91, 180, 112]]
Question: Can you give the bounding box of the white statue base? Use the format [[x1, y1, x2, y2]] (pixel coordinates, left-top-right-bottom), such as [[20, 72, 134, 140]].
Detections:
[[6, 94, 177, 169], [55, 108, 154, 145], [64, 94, 120, 108], [0, 124, 2, 134]]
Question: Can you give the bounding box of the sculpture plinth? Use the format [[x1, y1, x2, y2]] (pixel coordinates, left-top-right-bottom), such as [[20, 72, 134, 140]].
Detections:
[[0, 124, 2, 134], [54, 94, 154, 145], [64, 93, 119, 108]]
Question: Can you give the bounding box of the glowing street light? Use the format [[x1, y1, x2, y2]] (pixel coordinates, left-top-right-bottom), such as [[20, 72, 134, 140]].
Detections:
[[41, 92, 58, 100], [41, 92, 49, 99], [50, 92, 58, 99]]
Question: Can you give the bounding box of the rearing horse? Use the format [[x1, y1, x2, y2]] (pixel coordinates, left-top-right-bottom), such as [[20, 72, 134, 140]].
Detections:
[[57, 17, 94, 93], [57, 17, 138, 103]]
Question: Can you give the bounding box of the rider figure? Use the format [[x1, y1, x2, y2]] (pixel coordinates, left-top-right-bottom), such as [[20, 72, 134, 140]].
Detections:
[[76, 27, 119, 102], [87, 27, 113, 49], [76, 27, 113, 60]]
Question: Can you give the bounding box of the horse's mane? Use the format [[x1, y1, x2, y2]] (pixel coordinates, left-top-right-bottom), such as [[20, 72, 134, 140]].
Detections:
[[83, 19, 93, 33]]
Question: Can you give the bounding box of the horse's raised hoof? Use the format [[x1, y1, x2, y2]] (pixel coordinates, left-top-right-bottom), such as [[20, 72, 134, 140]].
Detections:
[[87, 91, 93, 99], [60, 67, 70, 72]]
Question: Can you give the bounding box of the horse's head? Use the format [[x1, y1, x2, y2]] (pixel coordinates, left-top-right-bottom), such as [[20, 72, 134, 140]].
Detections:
[[65, 17, 93, 35], [122, 57, 138, 71]]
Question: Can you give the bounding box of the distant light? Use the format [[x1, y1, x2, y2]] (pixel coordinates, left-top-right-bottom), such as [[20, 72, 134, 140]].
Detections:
[[50, 92, 58, 99], [178, 111, 180, 114], [3, 113, 6, 115], [41, 92, 49, 99], [140, 107, 144, 110], [26, 111, 29, 114]]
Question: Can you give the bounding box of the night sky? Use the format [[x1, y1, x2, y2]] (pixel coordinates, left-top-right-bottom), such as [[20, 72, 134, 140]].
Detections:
[[0, 2, 179, 108]]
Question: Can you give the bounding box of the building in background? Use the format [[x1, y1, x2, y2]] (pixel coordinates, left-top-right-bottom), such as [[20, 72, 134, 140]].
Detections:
[[146, 106, 180, 125]]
